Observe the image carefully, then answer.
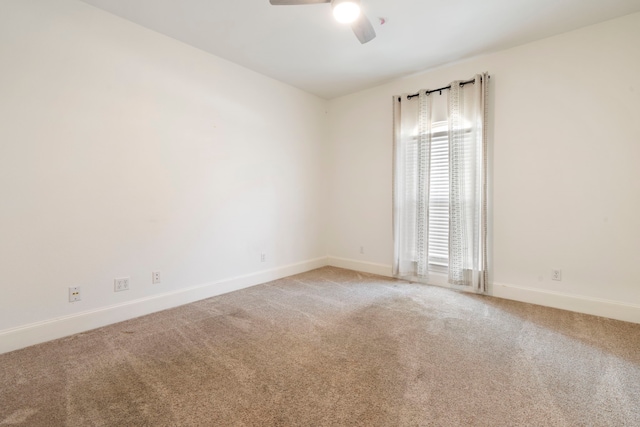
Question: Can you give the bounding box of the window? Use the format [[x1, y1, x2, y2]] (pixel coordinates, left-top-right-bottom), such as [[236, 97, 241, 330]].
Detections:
[[405, 121, 449, 271]]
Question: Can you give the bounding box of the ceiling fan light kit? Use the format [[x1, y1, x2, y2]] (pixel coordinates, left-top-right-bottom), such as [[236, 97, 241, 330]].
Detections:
[[269, 0, 376, 44], [332, 0, 361, 24]]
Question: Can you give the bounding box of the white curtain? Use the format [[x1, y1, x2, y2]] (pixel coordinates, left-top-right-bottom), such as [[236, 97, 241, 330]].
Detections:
[[393, 73, 488, 293]]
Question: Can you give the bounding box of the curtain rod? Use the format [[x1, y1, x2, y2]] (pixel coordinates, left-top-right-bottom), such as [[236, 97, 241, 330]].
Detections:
[[398, 75, 490, 102]]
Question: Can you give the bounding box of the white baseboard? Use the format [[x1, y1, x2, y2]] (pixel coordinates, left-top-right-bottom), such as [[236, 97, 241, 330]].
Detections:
[[327, 256, 393, 277], [492, 282, 640, 324], [325, 257, 640, 324], [0, 257, 329, 355], [5, 259, 637, 355]]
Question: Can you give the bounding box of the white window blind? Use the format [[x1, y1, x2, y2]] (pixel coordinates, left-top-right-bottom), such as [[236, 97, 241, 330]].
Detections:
[[427, 122, 449, 269], [405, 121, 449, 271]]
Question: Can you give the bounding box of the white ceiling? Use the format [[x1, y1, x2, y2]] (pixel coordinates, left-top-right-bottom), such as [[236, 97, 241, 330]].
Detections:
[[81, 0, 640, 99]]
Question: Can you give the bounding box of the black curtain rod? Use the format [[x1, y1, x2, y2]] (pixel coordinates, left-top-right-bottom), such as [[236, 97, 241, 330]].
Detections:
[[398, 75, 490, 102]]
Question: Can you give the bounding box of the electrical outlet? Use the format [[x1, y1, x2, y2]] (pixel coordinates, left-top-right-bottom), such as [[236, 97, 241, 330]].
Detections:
[[114, 277, 130, 292], [360, 246, 364, 254], [69, 286, 81, 302], [260, 253, 266, 263], [152, 271, 161, 284], [552, 269, 562, 281]]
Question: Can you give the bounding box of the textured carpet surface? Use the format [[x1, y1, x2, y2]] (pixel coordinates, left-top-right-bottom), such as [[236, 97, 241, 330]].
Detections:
[[1, 266, 639, 426]]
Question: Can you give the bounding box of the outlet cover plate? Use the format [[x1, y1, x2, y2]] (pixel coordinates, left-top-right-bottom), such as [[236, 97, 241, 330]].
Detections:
[[152, 271, 161, 284], [114, 277, 130, 292], [69, 286, 81, 302]]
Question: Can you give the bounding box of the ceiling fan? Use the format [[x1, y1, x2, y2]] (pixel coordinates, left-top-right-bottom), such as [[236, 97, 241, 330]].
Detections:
[[269, 0, 376, 44]]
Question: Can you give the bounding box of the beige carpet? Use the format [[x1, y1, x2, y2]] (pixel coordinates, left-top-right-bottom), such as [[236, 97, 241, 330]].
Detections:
[[1, 267, 639, 426]]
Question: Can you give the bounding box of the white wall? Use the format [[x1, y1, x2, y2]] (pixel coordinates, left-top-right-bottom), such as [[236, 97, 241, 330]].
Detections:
[[327, 13, 640, 321], [0, 0, 328, 352]]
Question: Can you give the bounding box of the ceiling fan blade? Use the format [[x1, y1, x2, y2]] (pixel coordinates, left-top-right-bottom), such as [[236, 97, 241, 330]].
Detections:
[[269, 0, 330, 5], [351, 13, 376, 44]]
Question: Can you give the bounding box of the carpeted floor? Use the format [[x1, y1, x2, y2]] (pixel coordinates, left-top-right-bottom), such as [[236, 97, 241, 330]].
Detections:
[[1, 266, 639, 426]]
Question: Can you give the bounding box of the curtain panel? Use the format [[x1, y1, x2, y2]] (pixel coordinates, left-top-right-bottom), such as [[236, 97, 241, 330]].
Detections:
[[392, 73, 489, 293]]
